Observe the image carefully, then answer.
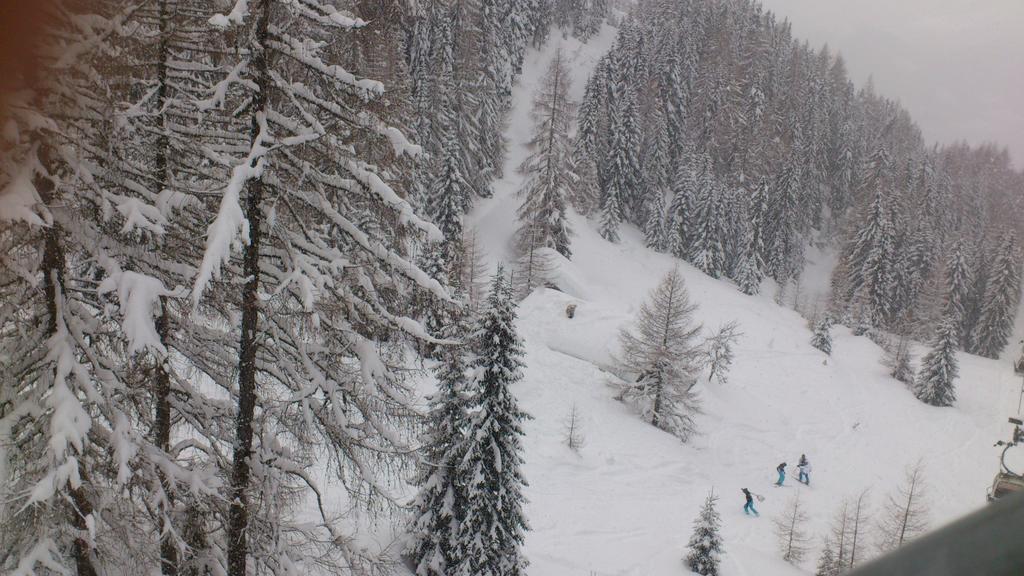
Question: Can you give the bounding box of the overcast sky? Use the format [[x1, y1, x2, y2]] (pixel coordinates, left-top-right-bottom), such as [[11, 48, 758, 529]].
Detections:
[[757, 0, 1024, 169]]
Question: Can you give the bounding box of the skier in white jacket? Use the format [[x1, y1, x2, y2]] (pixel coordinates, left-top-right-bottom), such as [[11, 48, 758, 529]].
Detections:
[[797, 454, 811, 485]]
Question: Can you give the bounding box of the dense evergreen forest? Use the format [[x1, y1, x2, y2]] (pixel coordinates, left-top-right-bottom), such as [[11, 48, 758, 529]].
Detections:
[[0, 0, 1019, 574]]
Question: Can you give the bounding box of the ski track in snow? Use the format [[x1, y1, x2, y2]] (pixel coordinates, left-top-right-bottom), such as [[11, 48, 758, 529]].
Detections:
[[464, 25, 1024, 576]]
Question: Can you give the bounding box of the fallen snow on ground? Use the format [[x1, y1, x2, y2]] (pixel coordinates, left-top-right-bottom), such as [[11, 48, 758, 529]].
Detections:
[[467, 28, 1024, 576]]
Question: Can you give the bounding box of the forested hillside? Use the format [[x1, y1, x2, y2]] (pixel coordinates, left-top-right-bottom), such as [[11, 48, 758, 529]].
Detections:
[[0, 0, 1020, 575], [574, 1, 1023, 357]]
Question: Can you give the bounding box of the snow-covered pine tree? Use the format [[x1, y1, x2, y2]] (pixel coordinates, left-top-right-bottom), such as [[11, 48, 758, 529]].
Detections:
[[598, 174, 624, 243], [690, 157, 728, 278], [425, 9, 471, 279], [875, 461, 929, 552], [667, 156, 699, 258], [913, 315, 959, 407], [462, 228, 491, 313], [685, 490, 724, 576], [814, 538, 840, 576], [941, 239, 973, 341], [409, 309, 473, 576], [747, 176, 772, 274], [477, 0, 515, 175], [599, 79, 639, 243], [573, 55, 607, 196], [95, 4, 240, 572], [514, 223, 558, 301], [961, 241, 992, 349], [811, 317, 833, 355], [765, 150, 804, 284], [453, 267, 531, 576], [453, 1, 499, 200], [704, 321, 741, 385], [644, 187, 670, 252], [882, 324, 915, 385], [838, 186, 896, 328], [516, 49, 576, 259], [617, 268, 703, 441], [774, 491, 811, 564], [0, 3, 229, 572], [563, 403, 586, 452], [969, 232, 1021, 358], [734, 230, 764, 295], [427, 131, 471, 278], [642, 101, 673, 252], [192, 3, 452, 574]]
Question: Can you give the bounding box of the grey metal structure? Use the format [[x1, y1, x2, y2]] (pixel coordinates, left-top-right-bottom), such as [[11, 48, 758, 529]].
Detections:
[[847, 491, 1024, 576]]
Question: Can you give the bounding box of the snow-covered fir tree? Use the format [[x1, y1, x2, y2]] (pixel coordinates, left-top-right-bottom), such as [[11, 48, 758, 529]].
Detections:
[[968, 232, 1021, 358], [686, 490, 725, 576], [517, 49, 576, 259], [409, 311, 473, 576], [642, 103, 673, 252], [942, 239, 974, 343], [563, 403, 587, 452], [814, 538, 840, 576], [462, 228, 491, 312], [598, 80, 638, 243], [811, 317, 833, 355], [190, 2, 452, 573], [668, 156, 699, 258], [838, 186, 896, 327], [514, 225, 558, 300], [644, 188, 670, 252], [704, 322, 742, 385], [914, 316, 960, 407], [0, 2, 229, 572], [617, 269, 703, 441], [424, 11, 471, 279], [453, 268, 531, 576], [690, 158, 728, 278], [882, 326, 915, 385]]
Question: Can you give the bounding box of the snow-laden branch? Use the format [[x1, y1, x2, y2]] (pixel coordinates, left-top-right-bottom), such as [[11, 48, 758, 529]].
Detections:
[[0, 153, 52, 227], [191, 113, 270, 308], [97, 268, 175, 356], [209, 0, 249, 28]]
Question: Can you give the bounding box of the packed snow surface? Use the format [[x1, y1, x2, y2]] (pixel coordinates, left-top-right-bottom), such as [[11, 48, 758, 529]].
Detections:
[[466, 26, 1024, 576]]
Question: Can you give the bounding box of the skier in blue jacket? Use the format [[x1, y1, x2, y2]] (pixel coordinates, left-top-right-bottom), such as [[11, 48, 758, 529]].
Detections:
[[775, 462, 787, 486]]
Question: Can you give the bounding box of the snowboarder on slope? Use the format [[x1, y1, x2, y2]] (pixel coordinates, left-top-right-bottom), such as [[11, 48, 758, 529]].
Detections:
[[742, 488, 759, 516], [797, 454, 811, 485], [775, 462, 787, 486]]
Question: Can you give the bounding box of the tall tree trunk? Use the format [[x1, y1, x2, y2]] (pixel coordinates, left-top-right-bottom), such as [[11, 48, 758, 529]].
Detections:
[[651, 372, 662, 428], [38, 146, 99, 576], [227, 1, 271, 574], [155, 298, 178, 576], [154, 1, 179, 573]]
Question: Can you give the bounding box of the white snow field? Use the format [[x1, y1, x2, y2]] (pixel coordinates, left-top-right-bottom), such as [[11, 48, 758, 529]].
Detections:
[[464, 27, 1024, 576]]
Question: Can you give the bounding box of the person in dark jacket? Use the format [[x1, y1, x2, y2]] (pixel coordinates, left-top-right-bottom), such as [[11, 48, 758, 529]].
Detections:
[[742, 488, 759, 516], [775, 462, 787, 486]]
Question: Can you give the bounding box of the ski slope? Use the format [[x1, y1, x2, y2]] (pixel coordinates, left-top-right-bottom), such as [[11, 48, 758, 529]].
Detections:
[[467, 28, 1024, 576]]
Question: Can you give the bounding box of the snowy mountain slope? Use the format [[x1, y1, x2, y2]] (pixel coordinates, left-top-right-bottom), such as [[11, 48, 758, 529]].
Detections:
[[468, 30, 1024, 576]]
